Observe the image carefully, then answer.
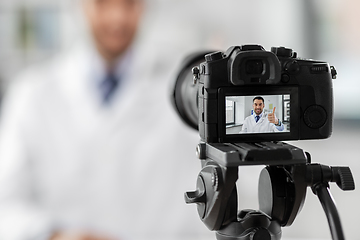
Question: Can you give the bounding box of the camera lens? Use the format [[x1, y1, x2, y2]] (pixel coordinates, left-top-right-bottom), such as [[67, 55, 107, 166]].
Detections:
[[245, 59, 264, 74], [171, 51, 211, 130]]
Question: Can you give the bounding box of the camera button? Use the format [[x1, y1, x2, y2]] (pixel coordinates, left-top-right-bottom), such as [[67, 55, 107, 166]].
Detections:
[[304, 105, 327, 129], [281, 74, 290, 83], [285, 61, 300, 74]]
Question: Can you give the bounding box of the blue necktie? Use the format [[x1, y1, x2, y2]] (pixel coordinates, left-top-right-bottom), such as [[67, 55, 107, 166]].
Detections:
[[255, 115, 260, 123], [99, 71, 119, 103]]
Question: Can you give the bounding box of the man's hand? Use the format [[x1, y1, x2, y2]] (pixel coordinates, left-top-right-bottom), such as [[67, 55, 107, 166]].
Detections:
[[267, 107, 279, 125]]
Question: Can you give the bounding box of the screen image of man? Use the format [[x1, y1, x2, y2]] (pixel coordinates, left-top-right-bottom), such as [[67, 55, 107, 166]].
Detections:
[[241, 96, 284, 133]]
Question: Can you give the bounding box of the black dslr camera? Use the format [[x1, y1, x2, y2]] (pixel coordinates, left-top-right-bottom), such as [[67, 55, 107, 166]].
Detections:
[[174, 44, 337, 143], [171, 45, 354, 240]]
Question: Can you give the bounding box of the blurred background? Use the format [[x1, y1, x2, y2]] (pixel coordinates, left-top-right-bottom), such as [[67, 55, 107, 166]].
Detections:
[[0, 0, 358, 239], [1, 0, 359, 119]]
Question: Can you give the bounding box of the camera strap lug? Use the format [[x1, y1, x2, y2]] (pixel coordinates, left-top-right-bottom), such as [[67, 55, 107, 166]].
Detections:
[[192, 66, 200, 84]]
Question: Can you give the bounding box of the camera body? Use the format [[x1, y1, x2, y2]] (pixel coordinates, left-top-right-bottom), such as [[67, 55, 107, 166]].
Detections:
[[195, 45, 336, 143]]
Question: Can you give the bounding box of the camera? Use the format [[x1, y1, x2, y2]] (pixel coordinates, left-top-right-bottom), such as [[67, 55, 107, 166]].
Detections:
[[172, 45, 354, 240], [172, 44, 337, 143]]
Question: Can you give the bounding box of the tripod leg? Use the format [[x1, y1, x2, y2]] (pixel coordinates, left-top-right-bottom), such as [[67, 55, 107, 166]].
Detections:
[[314, 184, 345, 240]]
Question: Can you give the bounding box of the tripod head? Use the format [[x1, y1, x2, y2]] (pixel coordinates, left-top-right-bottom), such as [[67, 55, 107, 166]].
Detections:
[[185, 142, 355, 240]]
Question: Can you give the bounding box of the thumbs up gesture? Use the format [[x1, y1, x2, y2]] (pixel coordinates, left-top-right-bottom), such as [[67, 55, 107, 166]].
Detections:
[[267, 107, 279, 125]]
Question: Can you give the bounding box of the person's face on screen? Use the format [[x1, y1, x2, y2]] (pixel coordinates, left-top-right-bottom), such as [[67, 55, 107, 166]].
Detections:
[[83, 0, 144, 62], [253, 99, 264, 115]]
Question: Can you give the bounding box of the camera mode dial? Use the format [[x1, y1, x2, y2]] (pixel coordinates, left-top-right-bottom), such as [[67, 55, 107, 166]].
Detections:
[[271, 47, 294, 58], [285, 60, 300, 74], [205, 51, 223, 62]]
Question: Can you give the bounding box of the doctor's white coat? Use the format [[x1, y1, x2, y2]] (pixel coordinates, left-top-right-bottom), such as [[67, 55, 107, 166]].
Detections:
[[0, 43, 213, 240], [241, 113, 280, 133]]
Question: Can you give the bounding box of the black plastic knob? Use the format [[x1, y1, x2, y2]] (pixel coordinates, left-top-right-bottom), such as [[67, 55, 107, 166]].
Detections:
[[285, 60, 300, 74], [271, 47, 293, 58], [184, 190, 205, 204], [184, 176, 206, 218], [331, 167, 355, 191], [250, 228, 271, 240], [196, 143, 206, 159], [205, 51, 223, 62]]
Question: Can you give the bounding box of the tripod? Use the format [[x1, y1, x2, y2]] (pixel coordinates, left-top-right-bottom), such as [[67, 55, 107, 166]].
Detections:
[[185, 141, 355, 240]]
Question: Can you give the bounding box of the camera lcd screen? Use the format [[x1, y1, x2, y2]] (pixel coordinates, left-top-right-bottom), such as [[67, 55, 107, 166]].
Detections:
[[218, 86, 298, 142], [225, 94, 290, 135]]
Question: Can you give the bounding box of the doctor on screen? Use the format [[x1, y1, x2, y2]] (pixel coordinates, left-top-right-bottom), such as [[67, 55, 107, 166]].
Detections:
[[241, 96, 284, 133]]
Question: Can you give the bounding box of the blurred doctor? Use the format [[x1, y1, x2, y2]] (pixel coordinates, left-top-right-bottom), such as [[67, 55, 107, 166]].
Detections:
[[0, 0, 209, 239]]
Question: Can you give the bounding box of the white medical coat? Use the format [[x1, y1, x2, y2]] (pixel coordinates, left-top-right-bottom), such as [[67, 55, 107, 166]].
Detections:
[[0, 42, 213, 240], [241, 113, 280, 133]]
